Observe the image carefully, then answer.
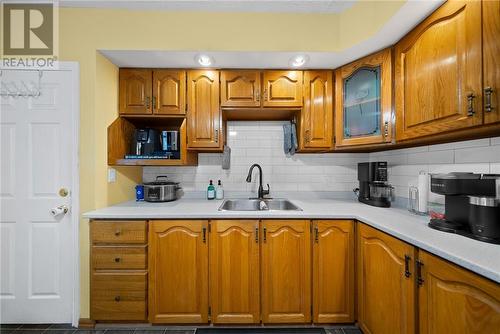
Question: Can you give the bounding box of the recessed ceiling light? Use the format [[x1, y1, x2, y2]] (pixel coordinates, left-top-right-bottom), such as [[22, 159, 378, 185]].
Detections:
[[195, 54, 214, 67], [289, 55, 309, 68]]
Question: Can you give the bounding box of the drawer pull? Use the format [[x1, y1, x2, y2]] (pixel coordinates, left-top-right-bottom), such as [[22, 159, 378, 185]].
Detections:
[[467, 93, 475, 116], [114, 296, 121, 302], [114, 230, 121, 236], [114, 257, 121, 263], [485, 86, 493, 113]]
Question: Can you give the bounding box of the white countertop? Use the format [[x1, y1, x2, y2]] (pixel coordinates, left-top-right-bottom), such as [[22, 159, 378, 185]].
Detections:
[[83, 196, 500, 283]]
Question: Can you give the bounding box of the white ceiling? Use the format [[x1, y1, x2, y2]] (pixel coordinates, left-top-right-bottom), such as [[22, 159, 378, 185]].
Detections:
[[99, 0, 444, 69], [60, 0, 357, 14]]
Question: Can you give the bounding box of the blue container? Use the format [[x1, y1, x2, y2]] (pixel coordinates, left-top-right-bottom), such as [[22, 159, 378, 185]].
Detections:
[[135, 185, 144, 201]]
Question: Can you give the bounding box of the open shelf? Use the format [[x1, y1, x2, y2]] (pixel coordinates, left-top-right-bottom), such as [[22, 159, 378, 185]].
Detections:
[[108, 117, 198, 166]]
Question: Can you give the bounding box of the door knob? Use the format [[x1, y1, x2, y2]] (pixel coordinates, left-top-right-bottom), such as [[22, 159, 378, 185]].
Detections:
[[59, 188, 69, 197], [50, 205, 68, 217]]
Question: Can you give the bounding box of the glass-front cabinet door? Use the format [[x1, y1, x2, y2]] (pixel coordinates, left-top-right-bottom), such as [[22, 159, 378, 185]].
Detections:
[[335, 48, 393, 147]]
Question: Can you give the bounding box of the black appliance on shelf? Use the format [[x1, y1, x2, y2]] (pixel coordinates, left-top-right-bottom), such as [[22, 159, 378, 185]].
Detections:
[[429, 172, 500, 244], [355, 161, 395, 208], [132, 128, 161, 156]]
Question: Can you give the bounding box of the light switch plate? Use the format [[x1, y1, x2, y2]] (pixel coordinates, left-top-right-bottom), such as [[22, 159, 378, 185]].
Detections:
[[108, 168, 116, 183]]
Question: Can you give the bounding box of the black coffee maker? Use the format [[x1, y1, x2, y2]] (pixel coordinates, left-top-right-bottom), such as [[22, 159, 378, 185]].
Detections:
[[429, 172, 500, 244], [355, 162, 395, 208]]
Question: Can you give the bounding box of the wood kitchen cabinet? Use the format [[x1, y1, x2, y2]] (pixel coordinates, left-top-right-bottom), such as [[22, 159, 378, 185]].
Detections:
[[299, 71, 334, 151], [418, 250, 500, 334], [261, 220, 311, 323], [220, 70, 261, 108], [357, 224, 416, 334], [335, 48, 392, 148], [149, 220, 209, 323], [209, 220, 260, 324], [483, 0, 500, 124], [262, 71, 303, 108], [395, 0, 483, 141], [119, 69, 153, 115], [187, 70, 222, 150], [312, 220, 354, 323], [153, 70, 186, 115]]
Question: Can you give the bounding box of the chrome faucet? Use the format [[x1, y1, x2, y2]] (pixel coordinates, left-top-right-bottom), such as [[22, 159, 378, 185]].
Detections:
[[246, 164, 270, 199]]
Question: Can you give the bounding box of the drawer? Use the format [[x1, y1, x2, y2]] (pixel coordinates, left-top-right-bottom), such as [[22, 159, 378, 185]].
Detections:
[[92, 246, 147, 270], [91, 220, 147, 244], [91, 272, 147, 320]]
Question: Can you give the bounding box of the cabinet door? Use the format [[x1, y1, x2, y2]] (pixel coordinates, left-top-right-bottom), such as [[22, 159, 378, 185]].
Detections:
[[483, 0, 500, 124], [418, 251, 500, 334], [335, 48, 392, 147], [358, 224, 416, 334], [187, 70, 222, 149], [262, 71, 303, 107], [210, 220, 260, 324], [149, 220, 209, 323], [153, 70, 186, 115], [312, 220, 354, 323], [221, 70, 261, 108], [119, 69, 152, 115], [395, 0, 482, 141], [261, 220, 311, 323], [300, 71, 334, 151]]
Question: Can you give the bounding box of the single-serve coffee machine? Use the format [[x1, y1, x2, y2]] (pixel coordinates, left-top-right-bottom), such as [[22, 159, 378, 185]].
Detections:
[[354, 162, 395, 208], [429, 172, 500, 244]]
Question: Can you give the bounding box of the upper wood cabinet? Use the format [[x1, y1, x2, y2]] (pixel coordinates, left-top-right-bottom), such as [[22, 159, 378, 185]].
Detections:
[[210, 220, 260, 324], [395, 0, 482, 141], [418, 250, 500, 334], [149, 220, 209, 324], [335, 48, 392, 148], [220, 71, 261, 108], [261, 220, 311, 324], [300, 71, 334, 151], [119, 69, 153, 115], [312, 220, 354, 323], [187, 70, 222, 150], [262, 71, 303, 107], [358, 224, 416, 334], [483, 0, 500, 124], [153, 70, 186, 115]]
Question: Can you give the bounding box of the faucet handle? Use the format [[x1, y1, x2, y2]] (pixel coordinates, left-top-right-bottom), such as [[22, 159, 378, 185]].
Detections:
[[263, 183, 270, 196]]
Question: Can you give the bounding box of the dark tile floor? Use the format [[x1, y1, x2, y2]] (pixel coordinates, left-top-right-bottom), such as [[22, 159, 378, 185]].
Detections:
[[0, 325, 362, 334]]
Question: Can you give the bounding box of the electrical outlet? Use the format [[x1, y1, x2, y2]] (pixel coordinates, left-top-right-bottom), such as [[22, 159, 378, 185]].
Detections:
[[107, 168, 116, 183]]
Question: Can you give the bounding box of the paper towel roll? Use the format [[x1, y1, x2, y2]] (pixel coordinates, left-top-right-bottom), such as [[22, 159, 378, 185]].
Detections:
[[417, 171, 429, 213]]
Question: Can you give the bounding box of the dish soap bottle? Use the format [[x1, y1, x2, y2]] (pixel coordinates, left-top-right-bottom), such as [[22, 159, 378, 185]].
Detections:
[[207, 180, 215, 200], [216, 180, 224, 200]]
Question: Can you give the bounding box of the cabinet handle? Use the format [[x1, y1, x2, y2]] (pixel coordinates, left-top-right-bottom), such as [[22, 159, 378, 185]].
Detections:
[[255, 227, 259, 243], [305, 130, 310, 143], [255, 89, 260, 102], [202, 227, 207, 243], [263, 227, 267, 242], [214, 129, 219, 143], [114, 230, 121, 236], [467, 93, 475, 116], [485, 86, 494, 113], [152, 96, 157, 110], [114, 296, 121, 302], [114, 257, 121, 263], [384, 121, 389, 138], [404, 255, 411, 278], [145, 96, 150, 109], [416, 260, 424, 287], [314, 226, 319, 243]]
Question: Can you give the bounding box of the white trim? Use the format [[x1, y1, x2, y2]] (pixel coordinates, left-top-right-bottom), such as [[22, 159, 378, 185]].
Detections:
[[7, 62, 81, 326]]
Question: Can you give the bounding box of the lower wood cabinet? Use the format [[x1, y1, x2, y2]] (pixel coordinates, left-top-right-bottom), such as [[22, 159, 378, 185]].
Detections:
[[261, 220, 311, 323], [148, 220, 209, 324], [357, 224, 417, 334], [210, 220, 260, 324], [313, 220, 354, 323], [418, 250, 500, 334]]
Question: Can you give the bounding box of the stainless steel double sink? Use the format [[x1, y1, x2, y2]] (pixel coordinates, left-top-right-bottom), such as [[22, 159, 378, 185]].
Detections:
[[218, 198, 302, 211]]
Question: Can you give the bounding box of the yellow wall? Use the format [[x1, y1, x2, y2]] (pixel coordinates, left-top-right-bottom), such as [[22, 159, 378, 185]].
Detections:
[[57, 3, 405, 319]]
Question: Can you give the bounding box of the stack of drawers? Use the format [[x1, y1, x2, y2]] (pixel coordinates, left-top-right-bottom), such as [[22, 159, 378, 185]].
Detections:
[[90, 220, 148, 321]]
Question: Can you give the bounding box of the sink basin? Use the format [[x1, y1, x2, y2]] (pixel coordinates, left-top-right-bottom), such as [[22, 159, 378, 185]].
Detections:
[[218, 199, 302, 211]]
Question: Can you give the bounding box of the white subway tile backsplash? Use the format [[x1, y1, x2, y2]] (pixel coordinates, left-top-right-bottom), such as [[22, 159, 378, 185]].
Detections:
[[144, 121, 499, 198]]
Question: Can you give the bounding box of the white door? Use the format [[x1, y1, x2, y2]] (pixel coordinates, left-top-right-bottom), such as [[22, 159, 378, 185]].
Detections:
[[0, 67, 78, 323]]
